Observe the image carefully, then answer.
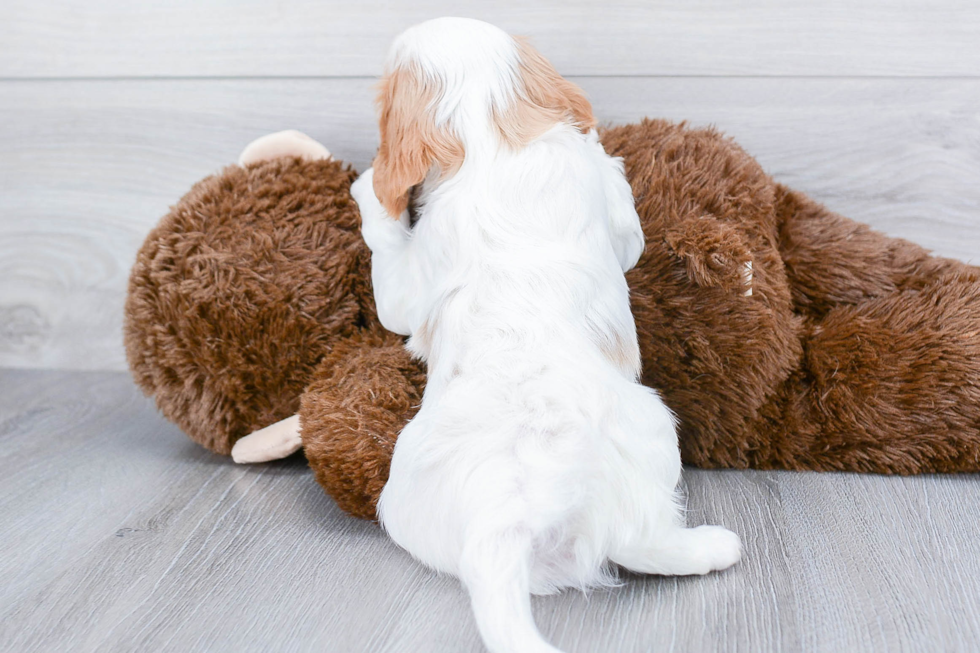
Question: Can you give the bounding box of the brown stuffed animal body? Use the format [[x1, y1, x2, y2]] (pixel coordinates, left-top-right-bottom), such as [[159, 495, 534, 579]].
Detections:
[[125, 121, 980, 520]]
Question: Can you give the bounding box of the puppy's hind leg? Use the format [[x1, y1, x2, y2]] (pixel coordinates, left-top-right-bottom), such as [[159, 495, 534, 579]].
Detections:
[[459, 533, 563, 653], [609, 384, 742, 577], [611, 524, 742, 577]]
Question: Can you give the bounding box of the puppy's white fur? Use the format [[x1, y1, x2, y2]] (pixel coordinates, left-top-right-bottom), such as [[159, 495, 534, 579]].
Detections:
[[351, 18, 741, 653]]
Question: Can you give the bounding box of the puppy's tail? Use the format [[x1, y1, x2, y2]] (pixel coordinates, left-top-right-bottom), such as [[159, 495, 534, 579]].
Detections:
[[460, 533, 563, 653]]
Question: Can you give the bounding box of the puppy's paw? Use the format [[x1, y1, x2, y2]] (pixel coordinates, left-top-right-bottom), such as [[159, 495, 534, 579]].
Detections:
[[688, 525, 742, 573], [353, 168, 411, 249], [350, 167, 378, 209]]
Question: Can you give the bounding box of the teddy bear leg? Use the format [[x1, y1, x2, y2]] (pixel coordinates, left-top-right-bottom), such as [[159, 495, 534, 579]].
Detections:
[[299, 329, 426, 520], [776, 185, 979, 320], [784, 275, 980, 473]]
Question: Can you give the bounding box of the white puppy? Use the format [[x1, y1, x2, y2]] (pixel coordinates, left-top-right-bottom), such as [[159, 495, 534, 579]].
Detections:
[[350, 18, 742, 653]]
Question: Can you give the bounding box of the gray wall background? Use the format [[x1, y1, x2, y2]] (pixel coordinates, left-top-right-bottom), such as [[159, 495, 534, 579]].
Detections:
[[2, 1, 979, 370]]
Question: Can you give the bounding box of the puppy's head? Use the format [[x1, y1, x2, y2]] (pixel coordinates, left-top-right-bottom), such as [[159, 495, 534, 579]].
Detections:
[[372, 18, 595, 218]]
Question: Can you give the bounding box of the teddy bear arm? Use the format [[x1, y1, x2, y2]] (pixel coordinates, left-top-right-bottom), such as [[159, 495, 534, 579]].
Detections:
[[663, 214, 757, 295], [299, 329, 425, 520]]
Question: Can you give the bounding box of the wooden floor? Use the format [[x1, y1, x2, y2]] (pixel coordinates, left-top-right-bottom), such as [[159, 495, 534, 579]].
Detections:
[[1, 368, 978, 653], [3, 3, 980, 652]]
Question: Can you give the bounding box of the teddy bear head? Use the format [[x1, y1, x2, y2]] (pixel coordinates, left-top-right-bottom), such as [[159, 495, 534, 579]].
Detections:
[[125, 144, 377, 455]]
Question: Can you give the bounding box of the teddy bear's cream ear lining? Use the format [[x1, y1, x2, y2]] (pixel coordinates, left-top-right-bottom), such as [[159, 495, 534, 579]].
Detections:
[[238, 130, 332, 167]]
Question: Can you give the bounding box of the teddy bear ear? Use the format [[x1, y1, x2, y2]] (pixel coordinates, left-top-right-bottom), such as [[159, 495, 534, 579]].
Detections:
[[238, 130, 332, 166]]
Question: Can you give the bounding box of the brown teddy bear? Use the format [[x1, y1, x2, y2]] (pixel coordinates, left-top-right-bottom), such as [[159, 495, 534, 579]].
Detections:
[[125, 122, 980, 520]]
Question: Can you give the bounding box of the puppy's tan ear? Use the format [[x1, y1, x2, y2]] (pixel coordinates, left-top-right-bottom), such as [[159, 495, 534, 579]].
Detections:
[[373, 65, 465, 218], [494, 38, 597, 148]]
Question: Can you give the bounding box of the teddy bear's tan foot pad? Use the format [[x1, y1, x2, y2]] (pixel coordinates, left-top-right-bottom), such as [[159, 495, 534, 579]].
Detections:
[[231, 414, 303, 463]]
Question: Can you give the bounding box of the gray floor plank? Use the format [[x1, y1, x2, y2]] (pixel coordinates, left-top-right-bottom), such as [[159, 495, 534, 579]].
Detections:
[[778, 473, 980, 653], [2, 77, 979, 371], [1, 369, 978, 652], [3, 1, 979, 78]]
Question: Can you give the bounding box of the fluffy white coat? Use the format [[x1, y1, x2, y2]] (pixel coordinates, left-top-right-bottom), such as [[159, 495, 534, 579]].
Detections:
[[351, 18, 742, 653]]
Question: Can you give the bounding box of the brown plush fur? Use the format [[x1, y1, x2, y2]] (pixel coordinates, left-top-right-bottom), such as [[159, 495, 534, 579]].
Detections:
[[126, 119, 980, 521], [603, 121, 980, 475], [301, 329, 425, 518]]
